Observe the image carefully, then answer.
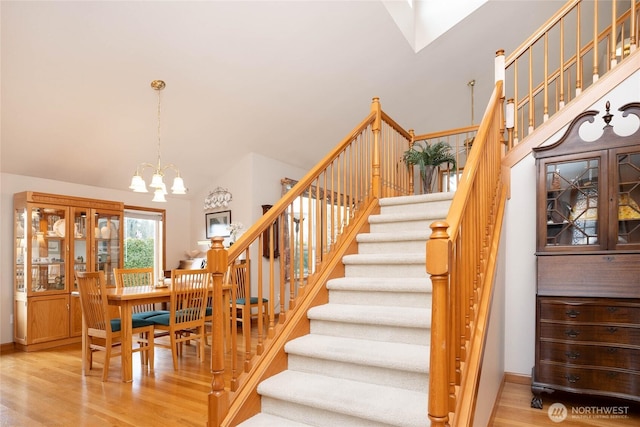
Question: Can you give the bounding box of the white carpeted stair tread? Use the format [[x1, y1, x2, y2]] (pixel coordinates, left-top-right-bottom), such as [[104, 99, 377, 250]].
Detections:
[[285, 334, 429, 373], [342, 253, 425, 265], [257, 370, 428, 427], [308, 304, 430, 328], [237, 413, 314, 427], [327, 277, 431, 293]]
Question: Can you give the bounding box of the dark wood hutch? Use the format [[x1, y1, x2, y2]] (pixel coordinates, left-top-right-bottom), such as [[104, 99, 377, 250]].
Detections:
[[531, 101, 640, 408]]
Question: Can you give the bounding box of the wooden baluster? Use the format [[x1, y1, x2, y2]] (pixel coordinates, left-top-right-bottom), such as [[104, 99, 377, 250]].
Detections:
[[371, 97, 382, 199], [408, 129, 415, 195], [207, 236, 229, 427], [427, 221, 451, 427]]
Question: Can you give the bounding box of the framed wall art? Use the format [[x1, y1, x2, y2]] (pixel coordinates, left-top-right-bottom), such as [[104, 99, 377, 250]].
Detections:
[[205, 210, 231, 239]]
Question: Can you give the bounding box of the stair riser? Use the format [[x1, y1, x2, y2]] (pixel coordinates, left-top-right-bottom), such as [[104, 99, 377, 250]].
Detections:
[[380, 200, 452, 216], [345, 263, 427, 278], [287, 354, 429, 393], [261, 397, 395, 427], [329, 290, 431, 308], [310, 320, 430, 345], [369, 219, 437, 233], [357, 240, 426, 254]]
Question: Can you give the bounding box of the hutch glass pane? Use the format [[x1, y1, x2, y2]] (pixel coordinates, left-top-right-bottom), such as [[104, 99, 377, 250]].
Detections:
[[545, 158, 599, 246], [617, 151, 640, 245], [95, 213, 120, 286], [32, 206, 66, 292], [73, 208, 89, 290], [15, 207, 26, 292]]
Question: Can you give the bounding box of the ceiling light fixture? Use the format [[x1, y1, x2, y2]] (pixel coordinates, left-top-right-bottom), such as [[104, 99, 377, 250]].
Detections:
[[204, 186, 233, 210], [129, 80, 187, 202]]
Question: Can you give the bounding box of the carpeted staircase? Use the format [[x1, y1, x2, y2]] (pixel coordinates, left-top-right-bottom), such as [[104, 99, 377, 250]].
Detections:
[[237, 192, 454, 427]]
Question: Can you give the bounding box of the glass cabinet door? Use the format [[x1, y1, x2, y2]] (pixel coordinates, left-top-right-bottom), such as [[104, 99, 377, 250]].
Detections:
[[15, 207, 27, 293], [614, 149, 640, 249], [71, 208, 89, 291], [543, 157, 601, 248], [94, 210, 121, 286], [30, 205, 68, 293]]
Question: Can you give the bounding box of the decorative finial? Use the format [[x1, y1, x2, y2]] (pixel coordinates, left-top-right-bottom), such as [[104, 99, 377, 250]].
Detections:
[[603, 100, 613, 127]]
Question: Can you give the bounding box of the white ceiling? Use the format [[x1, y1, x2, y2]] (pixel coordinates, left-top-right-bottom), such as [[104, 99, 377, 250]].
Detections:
[[1, 0, 564, 200]]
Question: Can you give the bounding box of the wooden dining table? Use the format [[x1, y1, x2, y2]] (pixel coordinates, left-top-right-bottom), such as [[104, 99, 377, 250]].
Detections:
[[79, 280, 232, 383]]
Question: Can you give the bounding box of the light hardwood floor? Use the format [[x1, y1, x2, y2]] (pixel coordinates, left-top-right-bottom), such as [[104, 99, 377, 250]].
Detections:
[[1, 339, 639, 426]]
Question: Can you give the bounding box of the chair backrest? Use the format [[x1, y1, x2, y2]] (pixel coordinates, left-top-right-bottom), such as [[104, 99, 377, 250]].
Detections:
[[114, 268, 155, 314], [170, 269, 211, 327], [114, 267, 154, 288], [229, 260, 249, 300], [75, 270, 111, 334]]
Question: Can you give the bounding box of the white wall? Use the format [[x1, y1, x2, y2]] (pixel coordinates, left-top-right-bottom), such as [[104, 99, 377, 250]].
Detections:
[[503, 71, 640, 376], [474, 224, 506, 426]]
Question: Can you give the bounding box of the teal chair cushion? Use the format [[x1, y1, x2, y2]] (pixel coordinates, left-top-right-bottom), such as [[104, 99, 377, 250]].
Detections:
[[132, 310, 169, 321], [236, 297, 268, 305], [146, 313, 170, 326], [147, 309, 202, 326], [110, 317, 154, 332]]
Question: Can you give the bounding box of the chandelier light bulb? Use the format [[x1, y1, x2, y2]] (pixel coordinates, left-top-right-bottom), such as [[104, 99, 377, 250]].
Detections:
[[152, 187, 167, 203]]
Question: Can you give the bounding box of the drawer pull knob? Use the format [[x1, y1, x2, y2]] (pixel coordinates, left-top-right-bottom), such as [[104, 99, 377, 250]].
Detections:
[[607, 307, 619, 313], [607, 372, 618, 379], [565, 329, 580, 338], [566, 309, 580, 318], [565, 351, 581, 360], [565, 374, 580, 384], [607, 326, 618, 334], [606, 347, 619, 354]]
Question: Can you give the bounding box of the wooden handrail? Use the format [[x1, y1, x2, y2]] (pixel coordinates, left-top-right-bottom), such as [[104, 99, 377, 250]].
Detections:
[[427, 81, 507, 426]]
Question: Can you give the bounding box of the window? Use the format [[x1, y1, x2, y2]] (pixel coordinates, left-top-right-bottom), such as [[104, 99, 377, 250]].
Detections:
[[123, 207, 165, 281]]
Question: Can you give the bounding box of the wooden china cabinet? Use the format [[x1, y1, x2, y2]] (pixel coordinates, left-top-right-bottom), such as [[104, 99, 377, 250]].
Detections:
[[530, 102, 640, 408], [13, 191, 123, 351]]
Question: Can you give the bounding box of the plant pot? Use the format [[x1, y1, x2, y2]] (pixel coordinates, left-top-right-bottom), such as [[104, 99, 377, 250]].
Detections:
[[421, 165, 436, 193]]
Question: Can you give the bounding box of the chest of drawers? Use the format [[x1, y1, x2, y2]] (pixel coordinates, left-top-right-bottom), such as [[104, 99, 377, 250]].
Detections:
[[532, 297, 640, 407]]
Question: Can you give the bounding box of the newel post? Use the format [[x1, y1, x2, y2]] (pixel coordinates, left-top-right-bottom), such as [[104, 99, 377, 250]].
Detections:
[[207, 237, 229, 427], [426, 221, 451, 427], [371, 97, 382, 199]]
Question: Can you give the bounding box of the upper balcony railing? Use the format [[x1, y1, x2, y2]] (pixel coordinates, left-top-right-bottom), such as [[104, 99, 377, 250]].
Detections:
[[503, 0, 638, 149]]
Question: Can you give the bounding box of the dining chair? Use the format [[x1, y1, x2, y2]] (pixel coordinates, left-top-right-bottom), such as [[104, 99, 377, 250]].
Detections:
[[75, 270, 155, 382], [114, 267, 168, 320], [146, 269, 211, 370], [229, 260, 268, 337]]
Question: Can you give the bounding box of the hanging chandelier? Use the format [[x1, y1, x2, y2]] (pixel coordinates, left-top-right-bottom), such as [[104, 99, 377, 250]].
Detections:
[[129, 80, 187, 202]]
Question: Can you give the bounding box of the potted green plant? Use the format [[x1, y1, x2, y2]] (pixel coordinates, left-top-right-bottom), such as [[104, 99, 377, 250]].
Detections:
[[403, 141, 456, 193]]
